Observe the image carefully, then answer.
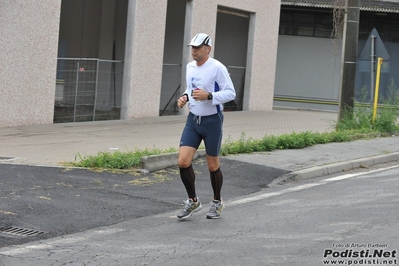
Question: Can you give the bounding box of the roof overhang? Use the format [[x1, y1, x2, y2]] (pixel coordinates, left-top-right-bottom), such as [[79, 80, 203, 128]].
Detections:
[[281, 0, 399, 13]]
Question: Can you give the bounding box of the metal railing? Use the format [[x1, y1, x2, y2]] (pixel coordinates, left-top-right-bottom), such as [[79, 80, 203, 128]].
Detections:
[[54, 58, 124, 123], [160, 63, 182, 116]]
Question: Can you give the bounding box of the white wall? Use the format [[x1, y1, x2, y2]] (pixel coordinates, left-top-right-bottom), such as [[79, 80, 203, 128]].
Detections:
[[0, 0, 281, 127], [0, 0, 61, 127]]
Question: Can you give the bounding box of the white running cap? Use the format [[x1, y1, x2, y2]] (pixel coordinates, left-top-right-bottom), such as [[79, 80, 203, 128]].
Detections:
[[188, 33, 212, 47]]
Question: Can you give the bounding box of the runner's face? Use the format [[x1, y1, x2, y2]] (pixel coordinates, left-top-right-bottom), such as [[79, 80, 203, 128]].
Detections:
[[191, 45, 210, 64]]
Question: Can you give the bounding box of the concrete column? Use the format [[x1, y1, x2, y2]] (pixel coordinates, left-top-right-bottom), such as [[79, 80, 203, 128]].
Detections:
[[121, 0, 136, 119], [179, 0, 193, 115], [242, 12, 256, 111], [121, 0, 168, 119]]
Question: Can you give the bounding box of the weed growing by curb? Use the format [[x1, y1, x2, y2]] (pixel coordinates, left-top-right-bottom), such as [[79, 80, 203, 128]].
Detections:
[[74, 147, 177, 169]]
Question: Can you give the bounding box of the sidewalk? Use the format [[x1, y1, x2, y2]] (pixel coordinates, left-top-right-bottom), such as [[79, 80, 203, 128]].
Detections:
[[0, 110, 336, 166], [0, 109, 398, 181]]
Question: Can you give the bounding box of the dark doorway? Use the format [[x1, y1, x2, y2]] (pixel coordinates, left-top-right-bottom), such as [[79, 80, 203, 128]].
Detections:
[[160, 0, 187, 116], [215, 7, 250, 111]]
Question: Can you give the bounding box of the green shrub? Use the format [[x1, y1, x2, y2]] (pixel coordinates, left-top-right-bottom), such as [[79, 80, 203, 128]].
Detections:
[[375, 79, 399, 132]]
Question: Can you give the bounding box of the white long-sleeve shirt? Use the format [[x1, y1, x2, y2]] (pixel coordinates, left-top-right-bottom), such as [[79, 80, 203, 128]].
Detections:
[[184, 57, 236, 116]]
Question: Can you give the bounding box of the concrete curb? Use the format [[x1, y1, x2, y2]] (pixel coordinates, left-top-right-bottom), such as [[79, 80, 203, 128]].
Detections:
[[268, 152, 399, 187], [140, 150, 206, 172]]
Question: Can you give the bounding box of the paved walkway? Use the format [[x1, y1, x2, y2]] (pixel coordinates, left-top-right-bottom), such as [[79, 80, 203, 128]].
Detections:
[[0, 110, 336, 166]]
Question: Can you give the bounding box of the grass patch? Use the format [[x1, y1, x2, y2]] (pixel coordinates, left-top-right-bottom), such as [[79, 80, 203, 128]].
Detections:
[[71, 128, 396, 170], [219, 130, 360, 156], [72, 147, 177, 170]]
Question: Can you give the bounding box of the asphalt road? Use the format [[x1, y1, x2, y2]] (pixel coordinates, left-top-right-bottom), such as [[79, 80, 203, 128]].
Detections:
[[0, 157, 287, 248], [0, 164, 398, 265]]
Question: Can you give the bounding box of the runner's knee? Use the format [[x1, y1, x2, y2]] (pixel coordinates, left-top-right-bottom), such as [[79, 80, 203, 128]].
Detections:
[[178, 156, 192, 168], [206, 157, 220, 172]]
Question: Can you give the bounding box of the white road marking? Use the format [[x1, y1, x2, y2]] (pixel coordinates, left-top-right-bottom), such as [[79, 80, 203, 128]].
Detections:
[[229, 165, 399, 206]]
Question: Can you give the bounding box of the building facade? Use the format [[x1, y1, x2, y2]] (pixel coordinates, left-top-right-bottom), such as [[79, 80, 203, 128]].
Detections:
[[0, 0, 281, 127], [275, 0, 399, 111]]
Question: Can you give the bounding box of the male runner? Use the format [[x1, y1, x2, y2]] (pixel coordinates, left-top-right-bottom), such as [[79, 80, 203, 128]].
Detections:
[[176, 33, 236, 219]]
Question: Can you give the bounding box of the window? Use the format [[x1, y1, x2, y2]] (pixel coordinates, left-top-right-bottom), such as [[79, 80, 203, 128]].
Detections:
[[279, 8, 333, 38], [359, 12, 399, 43], [280, 6, 399, 43]]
